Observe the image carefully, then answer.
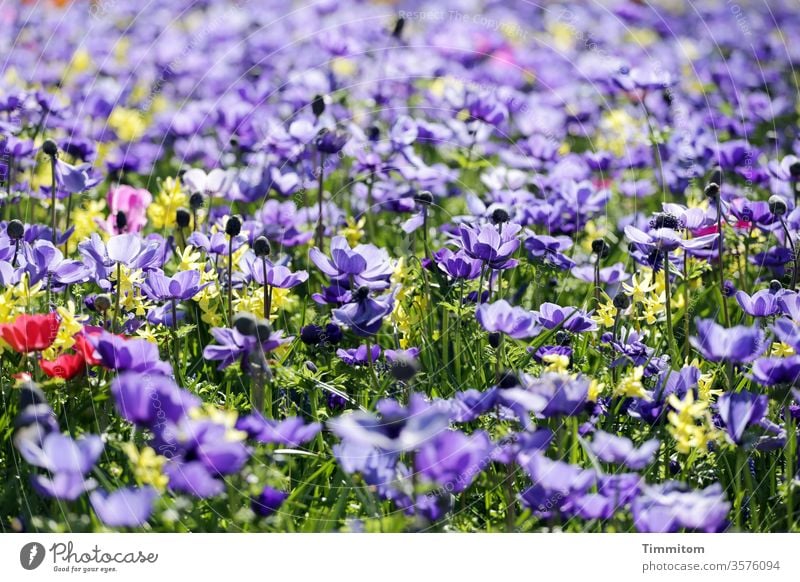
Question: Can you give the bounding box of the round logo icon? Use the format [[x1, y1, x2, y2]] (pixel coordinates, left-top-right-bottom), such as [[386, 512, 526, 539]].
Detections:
[[20, 542, 46, 570]]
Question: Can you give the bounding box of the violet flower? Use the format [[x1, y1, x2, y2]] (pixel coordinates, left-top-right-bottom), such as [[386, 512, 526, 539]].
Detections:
[[535, 303, 597, 333], [434, 248, 482, 280], [589, 431, 659, 470], [143, 269, 209, 301], [332, 287, 396, 337], [750, 356, 800, 386], [111, 372, 199, 430], [690, 318, 767, 363], [203, 326, 292, 370], [475, 299, 540, 339], [16, 432, 103, 500], [717, 390, 769, 444], [328, 394, 450, 452], [310, 236, 394, 291], [632, 482, 730, 533], [236, 415, 321, 447], [415, 430, 491, 493], [458, 222, 521, 270], [90, 486, 158, 527], [252, 486, 288, 517], [735, 288, 781, 317]]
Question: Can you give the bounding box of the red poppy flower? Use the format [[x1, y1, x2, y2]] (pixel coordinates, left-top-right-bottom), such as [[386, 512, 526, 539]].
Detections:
[[40, 352, 87, 380], [73, 331, 102, 366], [0, 312, 60, 353]]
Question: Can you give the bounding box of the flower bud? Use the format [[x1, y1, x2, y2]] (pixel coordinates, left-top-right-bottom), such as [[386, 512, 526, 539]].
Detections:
[[94, 294, 112, 313], [225, 215, 242, 236], [591, 239, 609, 258], [488, 331, 501, 349], [189, 192, 205, 210], [41, 139, 58, 157], [490, 206, 511, 225], [497, 370, 519, 389], [233, 312, 258, 336], [176, 208, 191, 228], [769, 195, 788, 216], [389, 355, 419, 381], [253, 236, 271, 257], [704, 182, 720, 199], [311, 94, 326, 117], [115, 211, 127, 232], [7, 219, 24, 240], [613, 293, 631, 310], [414, 190, 434, 206]]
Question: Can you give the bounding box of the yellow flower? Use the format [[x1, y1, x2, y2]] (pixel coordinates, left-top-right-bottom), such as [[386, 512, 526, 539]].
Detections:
[[110, 266, 151, 317], [622, 272, 656, 304], [542, 353, 570, 374], [771, 342, 795, 357], [122, 443, 168, 492], [593, 295, 617, 328], [136, 326, 159, 344], [71, 199, 107, 241], [697, 371, 722, 402], [667, 389, 715, 455], [42, 301, 84, 360], [615, 366, 648, 399], [0, 275, 44, 325], [596, 109, 647, 157], [641, 292, 665, 325], [108, 107, 147, 142], [148, 177, 187, 229], [588, 378, 605, 402], [339, 216, 366, 247], [176, 245, 203, 272]]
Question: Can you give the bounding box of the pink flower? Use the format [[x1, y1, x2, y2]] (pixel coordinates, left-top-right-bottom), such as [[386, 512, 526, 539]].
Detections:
[[105, 185, 152, 234]]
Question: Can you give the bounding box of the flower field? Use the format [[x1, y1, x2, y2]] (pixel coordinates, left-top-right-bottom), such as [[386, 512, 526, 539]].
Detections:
[[1, 0, 800, 534]]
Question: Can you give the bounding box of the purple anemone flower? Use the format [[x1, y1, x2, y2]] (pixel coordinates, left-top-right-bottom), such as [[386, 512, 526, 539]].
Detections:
[[690, 318, 767, 363], [90, 486, 158, 528], [53, 157, 101, 193], [625, 224, 718, 252], [164, 461, 225, 498], [632, 482, 730, 533], [750, 356, 800, 386], [89, 330, 173, 375], [535, 303, 597, 333], [143, 269, 209, 301], [415, 430, 491, 493], [251, 486, 288, 517], [16, 432, 103, 500], [717, 390, 769, 444], [589, 431, 659, 470], [434, 248, 482, 280], [328, 394, 450, 453], [476, 299, 540, 339], [310, 236, 394, 291], [332, 288, 395, 337], [203, 327, 292, 370], [524, 233, 575, 270], [111, 372, 199, 430], [499, 372, 589, 424], [24, 241, 89, 286], [445, 388, 499, 423], [239, 251, 308, 289], [458, 223, 521, 270], [236, 415, 321, 447], [337, 344, 382, 366], [735, 289, 781, 317]]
